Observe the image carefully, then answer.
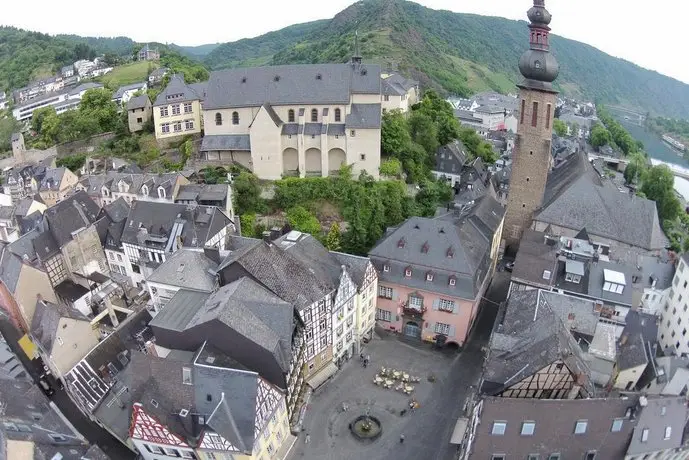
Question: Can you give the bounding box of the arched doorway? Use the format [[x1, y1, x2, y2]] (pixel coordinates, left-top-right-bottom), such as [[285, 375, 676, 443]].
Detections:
[[403, 321, 421, 339], [305, 148, 322, 176], [328, 148, 346, 175], [282, 148, 298, 176]]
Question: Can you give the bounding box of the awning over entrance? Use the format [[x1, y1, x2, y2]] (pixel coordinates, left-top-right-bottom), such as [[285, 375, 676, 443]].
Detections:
[[450, 417, 469, 445], [306, 362, 338, 390], [18, 334, 37, 359]]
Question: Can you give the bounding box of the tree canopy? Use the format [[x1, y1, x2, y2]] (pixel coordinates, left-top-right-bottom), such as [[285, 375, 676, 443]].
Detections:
[[553, 118, 567, 137]]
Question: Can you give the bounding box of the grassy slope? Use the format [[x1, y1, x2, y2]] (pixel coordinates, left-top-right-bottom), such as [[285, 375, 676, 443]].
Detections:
[[99, 61, 157, 89], [202, 0, 689, 118]]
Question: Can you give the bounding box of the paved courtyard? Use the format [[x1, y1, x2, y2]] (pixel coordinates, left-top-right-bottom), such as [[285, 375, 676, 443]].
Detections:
[[288, 272, 510, 460]]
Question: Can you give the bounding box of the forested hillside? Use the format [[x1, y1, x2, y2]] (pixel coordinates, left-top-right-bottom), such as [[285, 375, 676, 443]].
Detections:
[[202, 0, 689, 119]]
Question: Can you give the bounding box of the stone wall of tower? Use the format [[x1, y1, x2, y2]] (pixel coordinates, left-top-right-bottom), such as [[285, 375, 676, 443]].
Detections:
[[502, 87, 558, 245]]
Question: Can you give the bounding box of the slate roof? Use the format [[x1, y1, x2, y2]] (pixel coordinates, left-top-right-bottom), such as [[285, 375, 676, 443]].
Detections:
[[218, 239, 332, 310], [204, 63, 381, 110], [31, 299, 89, 351], [626, 396, 689, 455], [381, 78, 406, 96], [153, 74, 202, 107], [586, 260, 635, 307], [146, 249, 218, 292], [371, 195, 504, 300], [383, 73, 417, 92], [332, 252, 370, 290], [638, 255, 675, 290], [471, 396, 640, 459], [43, 191, 101, 247], [32, 229, 60, 260], [200, 134, 251, 152], [617, 310, 658, 371], [483, 289, 594, 396], [539, 290, 600, 338], [281, 124, 299, 136], [0, 205, 15, 221], [189, 82, 208, 101], [13, 197, 34, 217], [175, 184, 228, 204], [149, 289, 210, 332], [126, 95, 150, 111], [434, 141, 468, 175], [39, 167, 67, 191], [345, 103, 382, 129], [120, 200, 233, 249], [186, 278, 294, 372], [102, 197, 130, 223], [535, 151, 667, 251], [275, 231, 341, 291], [511, 230, 559, 289], [0, 244, 24, 293], [113, 82, 146, 100]]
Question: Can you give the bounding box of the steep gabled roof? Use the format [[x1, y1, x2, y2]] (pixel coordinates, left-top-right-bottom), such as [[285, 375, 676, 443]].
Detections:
[[30, 300, 89, 351], [153, 74, 201, 107], [536, 151, 667, 250], [43, 191, 101, 247]]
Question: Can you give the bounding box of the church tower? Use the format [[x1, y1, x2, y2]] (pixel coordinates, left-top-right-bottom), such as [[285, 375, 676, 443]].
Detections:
[[503, 0, 559, 246]]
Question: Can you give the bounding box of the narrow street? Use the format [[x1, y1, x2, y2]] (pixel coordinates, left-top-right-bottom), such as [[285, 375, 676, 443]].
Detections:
[[0, 319, 135, 459]]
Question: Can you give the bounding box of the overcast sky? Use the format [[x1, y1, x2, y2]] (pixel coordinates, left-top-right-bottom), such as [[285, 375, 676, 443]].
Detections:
[[3, 0, 688, 84]]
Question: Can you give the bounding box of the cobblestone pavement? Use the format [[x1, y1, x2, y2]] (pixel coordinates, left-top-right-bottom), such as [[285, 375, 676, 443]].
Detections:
[[289, 272, 510, 460]]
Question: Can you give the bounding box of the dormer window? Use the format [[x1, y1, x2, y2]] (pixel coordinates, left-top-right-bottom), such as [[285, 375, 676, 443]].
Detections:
[[405, 268, 412, 278], [383, 264, 390, 272], [158, 186, 166, 199], [447, 247, 454, 258], [449, 276, 456, 286], [102, 187, 109, 197], [426, 272, 433, 282], [141, 185, 148, 196], [397, 238, 405, 248], [421, 242, 429, 254]]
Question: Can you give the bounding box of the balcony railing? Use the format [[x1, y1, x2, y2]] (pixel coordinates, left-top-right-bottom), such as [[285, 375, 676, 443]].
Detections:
[[402, 303, 427, 318]]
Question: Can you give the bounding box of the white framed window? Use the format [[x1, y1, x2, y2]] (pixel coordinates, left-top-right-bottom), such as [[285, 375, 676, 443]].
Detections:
[[434, 322, 450, 335], [521, 421, 536, 436], [611, 418, 623, 432], [574, 420, 588, 434], [426, 272, 433, 281], [182, 367, 192, 385], [350, 129, 356, 137], [185, 120, 194, 130], [438, 299, 455, 312], [384, 95, 390, 101], [173, 122, 182, 132], [491, 421, 506, 435], [449, 277, 456, 286], [161, 123, 170, 133], [409, 296, 423, 309], [183, 102, 192, 113], [543, 270, 551, 280], [160, 106, 169, 117], [379, 286, 393, 299], [376, 308, 392, 322], [641, 428, 649, 442], [405, 268, 412, 277], [565, 273, 581, 284], [665, 426, 672, 439], [383, 264, 390, 272], [172, 104, 181, 115]]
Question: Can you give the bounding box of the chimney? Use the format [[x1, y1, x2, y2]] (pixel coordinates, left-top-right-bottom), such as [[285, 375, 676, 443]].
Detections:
[[203, 246, 221, 264]]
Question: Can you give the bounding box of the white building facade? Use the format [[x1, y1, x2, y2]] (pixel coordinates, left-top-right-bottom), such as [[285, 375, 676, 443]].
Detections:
[[659, 256, 689, 355]]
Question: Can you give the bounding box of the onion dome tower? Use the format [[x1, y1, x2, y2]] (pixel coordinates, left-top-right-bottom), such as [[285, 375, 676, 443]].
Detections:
[[503, 0, 560, 246]]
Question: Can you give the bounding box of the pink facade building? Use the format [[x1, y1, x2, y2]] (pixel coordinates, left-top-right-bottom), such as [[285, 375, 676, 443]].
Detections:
[[369, 196, 504, 347]]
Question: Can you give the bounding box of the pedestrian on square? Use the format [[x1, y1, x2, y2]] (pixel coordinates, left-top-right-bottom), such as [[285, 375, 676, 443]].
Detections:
[[305, 433, 310, 444], [400, 434, 405, 444]]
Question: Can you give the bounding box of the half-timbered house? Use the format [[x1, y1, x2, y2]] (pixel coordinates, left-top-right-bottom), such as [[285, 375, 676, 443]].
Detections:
[[120, 200, 235, 287], [481, 289, 594, 399]]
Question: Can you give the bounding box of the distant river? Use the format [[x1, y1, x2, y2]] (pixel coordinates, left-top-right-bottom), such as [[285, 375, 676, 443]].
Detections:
[[608, 108, 689, 201]]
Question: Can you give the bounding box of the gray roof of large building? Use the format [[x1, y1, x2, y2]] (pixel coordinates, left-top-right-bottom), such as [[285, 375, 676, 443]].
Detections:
[[483, 289, 593, 396], [0, 244, 23, 293], [13, 197, 34, 217], [617, 310, 658, 371], [510, 230, 559, 288], [370, 195, 504, 300], [102, 197, 130, 223], [120, 200, 233, 248], [31, 299, 89, 351], [626, 396, 689, 455], [538, 290, 600, 338], [471, 396, 640, 459], [586, 260, 635, 307], [149, 289, 211, 332], [638, 255, 675, 290], [275, 231, 342, 291], [187, 278, 294, 372], [535, 151, 668, 251], [200, 134, 251, 152], [126, 94, 150, 111], [345, 103, 382, 129], [146, 249, 218, 292], [153, 74, 202, 107], [218, 239, 332, 310], [204, 63, 381, 110], [43, 190, 101, 247]]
